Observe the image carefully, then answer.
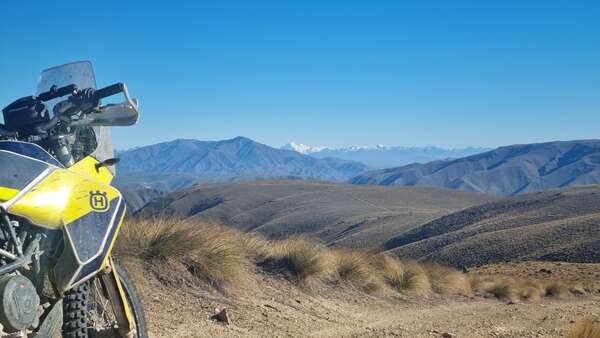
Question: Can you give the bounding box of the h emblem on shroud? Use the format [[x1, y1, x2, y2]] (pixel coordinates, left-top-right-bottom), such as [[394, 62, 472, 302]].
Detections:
[[89, 191, 109, 212]]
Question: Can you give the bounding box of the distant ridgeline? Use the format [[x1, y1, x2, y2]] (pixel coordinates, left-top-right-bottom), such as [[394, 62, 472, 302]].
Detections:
[[114, 137, 370, 206], [282, 142, 489, 168], [351, 140, 600, 196], [116, 138, 600, 211]]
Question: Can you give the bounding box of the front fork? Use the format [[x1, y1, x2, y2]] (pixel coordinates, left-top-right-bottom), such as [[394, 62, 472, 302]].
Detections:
[[99, 256, 136, 338]]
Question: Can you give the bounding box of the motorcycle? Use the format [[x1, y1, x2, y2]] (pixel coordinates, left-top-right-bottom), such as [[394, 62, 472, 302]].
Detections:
[[0, 61, 147, 337]]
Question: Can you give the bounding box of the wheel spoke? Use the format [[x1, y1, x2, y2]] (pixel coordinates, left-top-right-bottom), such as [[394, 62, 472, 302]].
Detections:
[[86, 278, 118, 333]]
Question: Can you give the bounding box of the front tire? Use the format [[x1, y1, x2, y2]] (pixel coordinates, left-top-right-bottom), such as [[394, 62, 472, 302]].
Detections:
[[63, 260, 148, 338], [63, 282, 90, 338]]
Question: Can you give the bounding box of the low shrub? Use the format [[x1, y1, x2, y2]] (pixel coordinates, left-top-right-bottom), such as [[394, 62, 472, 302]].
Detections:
[[116, 218, 249, 289], [261, 236, 326, 284], [385, 260, 431, 294], [545, 281, 571, 299], [329, 250, 382, 291], [425, 264, 471, 295]]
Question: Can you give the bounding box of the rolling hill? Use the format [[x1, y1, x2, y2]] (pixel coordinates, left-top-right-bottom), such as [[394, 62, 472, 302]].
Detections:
[[384, 185, 600, 267], [351, 140, 600, 196], [136, 180, 494, 249], [115, 137, 369, 195]]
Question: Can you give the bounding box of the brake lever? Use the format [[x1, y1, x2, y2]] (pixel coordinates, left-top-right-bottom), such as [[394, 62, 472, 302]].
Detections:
[[71, 88, 100, 113], [53, 88, 100, 117]]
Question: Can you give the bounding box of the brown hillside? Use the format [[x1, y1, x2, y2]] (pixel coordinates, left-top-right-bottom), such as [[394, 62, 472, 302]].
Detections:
[[136, 180, 494, 249], [385, 185, 600, 267]]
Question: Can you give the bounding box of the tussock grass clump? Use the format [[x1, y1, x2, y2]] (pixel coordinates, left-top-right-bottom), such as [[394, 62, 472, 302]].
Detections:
[[261, 236, 326, 283], [469, 275, 496, 293], [569, 283, 586, 295], [486, 281, 516, 300], [470, 273, 585, 302], [374, 255, 405, 290], [471, 276, 517, 300], [117, 217, 582, 300], [182, 226, 247, 288], [425, 264, 471, 296], [567, 320, 600, 338], [383, 260, 431, 294], [116, 218, 203, 260], [544, 281, 571, 299], [240, 233, 272, 261], [116, 218, 249, 289], [329, 250, 382, 291], [518, 281, 545, 301]]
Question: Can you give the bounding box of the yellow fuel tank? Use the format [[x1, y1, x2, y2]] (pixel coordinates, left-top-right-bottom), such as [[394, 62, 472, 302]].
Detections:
[[7, 157, 118, 229]]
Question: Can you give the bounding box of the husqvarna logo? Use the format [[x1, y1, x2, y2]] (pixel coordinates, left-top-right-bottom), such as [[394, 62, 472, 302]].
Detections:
[[89, 191, 109, 212]]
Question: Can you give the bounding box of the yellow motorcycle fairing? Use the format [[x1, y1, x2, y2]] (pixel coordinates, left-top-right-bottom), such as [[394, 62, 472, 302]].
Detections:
[[9, 168, 118, 229], [0, 142, 56, 203], [0, 148, 126, 292]]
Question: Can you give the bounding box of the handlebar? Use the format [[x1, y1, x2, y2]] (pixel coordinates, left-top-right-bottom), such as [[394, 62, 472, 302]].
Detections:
[[3, 81, 133, 136], [37, 82, 124, 104], [36, 82, 127, 132], [37, 84, 78, 102], [91, 83, 125, 101]]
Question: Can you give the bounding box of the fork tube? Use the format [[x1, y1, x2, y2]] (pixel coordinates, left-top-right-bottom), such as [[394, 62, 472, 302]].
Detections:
[[1, 210, 23, 256]]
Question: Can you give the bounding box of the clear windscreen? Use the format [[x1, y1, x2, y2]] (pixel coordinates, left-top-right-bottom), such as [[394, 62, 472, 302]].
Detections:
[[37, 61, 97, 112], [36, 61, 115, 167]]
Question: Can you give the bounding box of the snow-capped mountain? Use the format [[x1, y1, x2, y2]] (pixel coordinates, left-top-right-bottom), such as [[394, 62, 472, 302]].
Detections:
[[281, 142, 329, 154], [282, 142, 490, 168]]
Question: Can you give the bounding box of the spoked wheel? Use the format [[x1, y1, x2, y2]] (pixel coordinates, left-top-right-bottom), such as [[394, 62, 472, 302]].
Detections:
[[63, 259, 148, 338]]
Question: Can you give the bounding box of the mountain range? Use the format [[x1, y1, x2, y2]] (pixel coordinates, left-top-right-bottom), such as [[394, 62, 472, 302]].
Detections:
[[117, 137, 600, 210], [115, 137, 369, 196], [282, 142, 489, 168], [351, 140, 600, 196]]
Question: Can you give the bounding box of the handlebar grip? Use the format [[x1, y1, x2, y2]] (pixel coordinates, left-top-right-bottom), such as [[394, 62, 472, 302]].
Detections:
[[38, 84, 78, 102], [92, 83, 124, 101]]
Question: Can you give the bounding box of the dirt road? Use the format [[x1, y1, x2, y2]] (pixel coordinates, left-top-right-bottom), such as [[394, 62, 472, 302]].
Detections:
[[129, 262, 599, 338]]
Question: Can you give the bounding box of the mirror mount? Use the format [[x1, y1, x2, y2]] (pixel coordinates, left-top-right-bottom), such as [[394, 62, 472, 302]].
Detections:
[[95, 158, 120, 172], [121, 83, 139, 115]]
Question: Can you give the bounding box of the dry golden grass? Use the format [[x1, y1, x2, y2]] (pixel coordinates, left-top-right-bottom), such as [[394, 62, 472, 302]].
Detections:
[[469, 273, 586, 302], [471, 261, 600, 294], [470, 275, 517, 300], [569, 283, 587, 295], [116, 218, 202, 260], [544, 281, 571, 299], [116, 218, 249, 289], [425, 264, 471, 296], [567, 320, 600, 338], [261, 236, 327, 283], [328, 250, 382, 292], [239, 232, 272, 261], [518, 281, 545, 301], [487, 281, 516, 300], [375, 255, 407, 290], [117, 218, 586, 301], [383, 260, 432, 294]]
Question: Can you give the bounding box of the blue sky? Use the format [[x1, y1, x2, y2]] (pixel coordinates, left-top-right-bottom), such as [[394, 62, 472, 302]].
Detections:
[[1, 1, 599, 149]]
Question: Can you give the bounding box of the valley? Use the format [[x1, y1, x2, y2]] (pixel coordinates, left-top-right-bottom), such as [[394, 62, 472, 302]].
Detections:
[[135, 180, 494, 249]]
